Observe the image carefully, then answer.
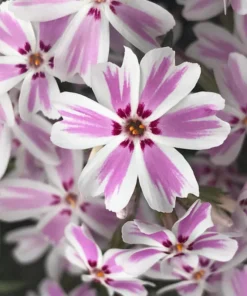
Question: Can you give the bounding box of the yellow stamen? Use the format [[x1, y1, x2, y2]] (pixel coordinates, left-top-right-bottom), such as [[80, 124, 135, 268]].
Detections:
[[65, 193, 77, 208], [175, 243, 183, 252], [95, 270, 105, 278], [139, 124, 145, 129], [242, 117, 247, 125], [193, 270, 205, 280], [29, 53, 43, 68], [129, 126, 134, 131], [132, 130, 138, 135]]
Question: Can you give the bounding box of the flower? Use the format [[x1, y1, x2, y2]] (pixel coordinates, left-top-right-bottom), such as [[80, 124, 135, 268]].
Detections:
[[0, 2, 72, 120], [0, 91, 59, 180], [116, 200, 238, 276], [65, 223, 148, 296], [223, 265, 247, 296], [177, 0, 247, 21], [204, 53, 247, 165], [26, 279, 96, 296], [186, 16, 247, 69], [0, 147, 117, 243], [9, 0, 175, 85], [190, 155, 245, 199], [51, 47, 230, 213]]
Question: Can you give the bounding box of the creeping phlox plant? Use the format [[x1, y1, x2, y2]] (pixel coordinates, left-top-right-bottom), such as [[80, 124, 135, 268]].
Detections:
[[0, 0, 247, 295]]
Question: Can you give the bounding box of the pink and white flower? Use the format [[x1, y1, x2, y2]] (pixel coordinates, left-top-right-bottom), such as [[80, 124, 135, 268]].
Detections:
[[65, 223, 148, 296], [190, 155, 245, 199], [27, 279, 96, 296], [0, 92, 58, 180], [186, 15, 247, 69], [223, 265, 247, 296], [205, 53, 247, 165], [116, 200, 238, 276], [177, 0, 247, 21], [51, 47, 230, 213], [0, 148, 117, 243], [0, 2, 71, 120], [9, 0, 175, 85]]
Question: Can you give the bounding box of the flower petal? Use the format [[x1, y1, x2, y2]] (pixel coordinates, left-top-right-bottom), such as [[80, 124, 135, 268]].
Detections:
[[91, 47, 140, 116], [51, 92, 119, 150], [102, 249, 127, 277], [70, 284, 97, 296], [172, 200, 213, 243], [5, 226, 49, 264], [45, 148, 83, 192], [152, 92, 230, 150], [79, 136, 138, 213], [157, 281, 203, 296], [0, 125, 11, 179], [65, 224, 102, 269], [139, 48, 200, 121], [19, 72, 60, 120], [182, 0, 224, 21], [135, 141, 199, 212], [223, 266, 247, 296], [191, 232, 238, 262], [206, 128, 245, 165], [105, 0, 175, 53], [39, 280, 65, 296], [0, 178, 62, 221], [116, 248, 165, 277], [0, 56, 27, 95], [0, 93, 15, 126], [9, 0, 83, 22], [186, 22, 246, 69], [105, 279, 148, 296], [232, 0, 247, 14], [235, 14, 247, 47], [122, 220, 176, 248], [0, 4, 36, 55], [55, 5, 109, 85], [38, 207, 72, 244], [215, 52, 247, 110], [12, 114, 59, 165], [79, 199, 118, 239]]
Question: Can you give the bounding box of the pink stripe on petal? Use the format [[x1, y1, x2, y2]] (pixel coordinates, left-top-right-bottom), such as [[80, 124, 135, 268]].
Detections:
[[129, 248, 163, 263], [66, 224, 101, 268], [99, 143, 134, 198], [40, 209, 71, 243], [106, 279, 147, 295], [0, 11, 30, 53], [60, 105, 114, 137], [40, 280, 65, 296], [0, 64, 25, 82]]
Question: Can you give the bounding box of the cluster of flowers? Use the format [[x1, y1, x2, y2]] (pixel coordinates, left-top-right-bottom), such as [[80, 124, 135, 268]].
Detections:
[[0, 0, 247, 295]]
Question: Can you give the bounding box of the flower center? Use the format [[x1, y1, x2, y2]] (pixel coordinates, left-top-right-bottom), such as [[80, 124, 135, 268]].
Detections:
[[94, 269, 105, 278], [95, 0, 105, 2], [175, 243, 183, 252], [126, 119, 146, 137], [65, 193, 77, 208], [193, 270, 205, 280], [29, 53, 44, 68], [242, 117, 247, 125]]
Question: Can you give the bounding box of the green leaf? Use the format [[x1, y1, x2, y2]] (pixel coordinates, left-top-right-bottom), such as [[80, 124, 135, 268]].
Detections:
[[0, 281, 25, 293]]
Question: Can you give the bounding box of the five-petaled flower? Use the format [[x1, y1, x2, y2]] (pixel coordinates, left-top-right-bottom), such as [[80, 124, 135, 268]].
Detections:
[[9, 0, 175, 85], [0, 148, 117, 243], [65, 223, 149, 296], [116, 200, 238, 276], [51, 47, 230, 213], [0, 2, 71, 120]]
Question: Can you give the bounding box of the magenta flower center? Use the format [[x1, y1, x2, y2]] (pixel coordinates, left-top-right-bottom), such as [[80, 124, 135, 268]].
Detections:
[[29, 53, 44, 69], [125, 119, 146, 137], [65, 193, 77, 208]]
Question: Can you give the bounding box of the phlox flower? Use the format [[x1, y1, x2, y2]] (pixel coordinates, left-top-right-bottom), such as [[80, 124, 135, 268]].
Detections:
[[116, 200, 238, 276], [205, 53, 247, 165], [65, 223, 149, 296], [190, 155, 245, 199], [0, 148, 117, 243], [5, 226, 81, 280], [177, 0, 247, 21], [223, 265, 247, 296], [0, 2, 73, 120], [51, 47, 230, 213], [0, 91, 59, 180], [187, 15, 247, 69], [26, 279, 96, 296], [9, 0, 175, 85]]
